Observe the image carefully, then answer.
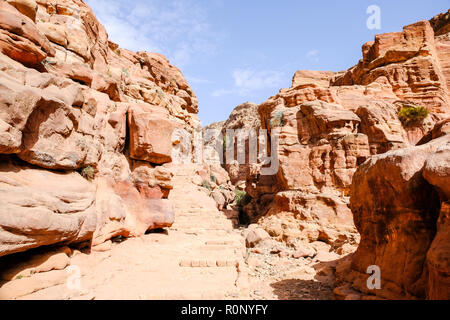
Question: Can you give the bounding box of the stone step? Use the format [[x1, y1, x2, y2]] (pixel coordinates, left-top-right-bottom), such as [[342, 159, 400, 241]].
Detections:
[[179, 259, 240, 268], [171, 222, 234, 228], [205, 240, 242, 246], [171, 220, 235, 227]]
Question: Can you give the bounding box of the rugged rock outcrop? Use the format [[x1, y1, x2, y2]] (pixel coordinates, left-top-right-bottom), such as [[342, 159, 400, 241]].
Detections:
[[335, 134, 449, 300], [222, 102, 261, 189], [203, 120, 225, 165], [249, 100, 367, 249], [233, 14, 450, 258], [0, 1, 448, 301], [0, 158, 96, 256], [204, 102, 261, 189], [0, 0, 199, 257]]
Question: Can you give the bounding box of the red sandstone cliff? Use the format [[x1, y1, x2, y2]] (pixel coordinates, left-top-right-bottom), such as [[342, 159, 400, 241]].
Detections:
[[0, 0, 203, 257], [224, 11, 450, 299]]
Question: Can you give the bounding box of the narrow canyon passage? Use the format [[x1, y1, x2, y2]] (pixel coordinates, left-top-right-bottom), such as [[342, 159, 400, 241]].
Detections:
[[0, 164, 335, 300], [0, 0, 448, 301]]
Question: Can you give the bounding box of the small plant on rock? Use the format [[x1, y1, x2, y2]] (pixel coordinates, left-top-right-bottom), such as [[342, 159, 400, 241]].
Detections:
[[234, 188, 251, 207], [210, 173, 217, 184], [202, 179, 212, 191], [80, 166, 95, 181], [398, 105, 429, 126]]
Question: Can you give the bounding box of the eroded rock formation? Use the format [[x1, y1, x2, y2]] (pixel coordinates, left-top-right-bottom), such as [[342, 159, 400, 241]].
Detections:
[[0, 0, 200, 257], [0, 0, 448, 301], [335, 134, 450, 300], [228, 12, 450, 293], [204, 102, 261, 189]]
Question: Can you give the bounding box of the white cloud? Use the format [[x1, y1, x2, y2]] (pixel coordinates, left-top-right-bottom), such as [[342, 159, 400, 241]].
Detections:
[[306, 49, 319, 63], [211, 88, 235, 97], [85, 0, 218, 67], [211, 68, 285, 97], [233, 69, 284, 92], [186, 75, 214, 85]]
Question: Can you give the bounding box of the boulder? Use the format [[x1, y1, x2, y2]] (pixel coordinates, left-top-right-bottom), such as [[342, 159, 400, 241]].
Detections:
[[245, 227, 270, 248], [0, 160, 97, 257], [292, 243, 316, 259], [346, 135, 450, 299], [128, 104, 181, 164]]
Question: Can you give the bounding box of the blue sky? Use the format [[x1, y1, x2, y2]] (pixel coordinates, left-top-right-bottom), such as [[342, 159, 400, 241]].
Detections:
[[85, 0, 450, 126]]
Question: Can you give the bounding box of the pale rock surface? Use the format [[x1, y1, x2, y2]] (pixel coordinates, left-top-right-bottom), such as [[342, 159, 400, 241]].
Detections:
[[0, 159, 96, 257], [0, 0, 198, 256]]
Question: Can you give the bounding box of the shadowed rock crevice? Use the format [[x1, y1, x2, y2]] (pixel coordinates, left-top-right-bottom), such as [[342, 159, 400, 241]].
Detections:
[[334, 135, 450, 299], [270, 279, 333, 300]]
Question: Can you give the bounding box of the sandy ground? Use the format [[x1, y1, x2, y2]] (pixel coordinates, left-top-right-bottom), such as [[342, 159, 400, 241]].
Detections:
[[0, 165, 337, 300]]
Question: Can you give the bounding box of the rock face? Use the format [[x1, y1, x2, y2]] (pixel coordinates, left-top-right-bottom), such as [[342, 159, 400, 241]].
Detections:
[[0, 0, 199, 257], [222, 102, 261, 188], [230, 15, 450, 259], [186, 162, 236, 211], [334, 134, 449, 300], [203, 102, 261, 189], [249, 100, 367, 249], [128, 104, 181, 164], [0, 158, 96, 257]]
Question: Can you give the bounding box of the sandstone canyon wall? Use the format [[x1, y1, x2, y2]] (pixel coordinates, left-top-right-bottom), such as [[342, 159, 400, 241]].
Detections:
[[204, 102, 261, 190], [219, 11, 450, 299], [334, 133, 450, 299], [0, 0, 204, 257]]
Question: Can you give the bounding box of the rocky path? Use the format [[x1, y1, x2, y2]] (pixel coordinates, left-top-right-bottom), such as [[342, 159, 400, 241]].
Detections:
[[0, 164, 336, 300]]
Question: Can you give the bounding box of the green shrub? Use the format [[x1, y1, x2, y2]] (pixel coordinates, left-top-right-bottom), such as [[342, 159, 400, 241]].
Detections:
[[398, 106, 429, 126], [80, 166, 95, 181], [234, 189, 251, 207], [210, 173, 217, 184], [202, 179, 212, 191], [122, 67, 129, 76]]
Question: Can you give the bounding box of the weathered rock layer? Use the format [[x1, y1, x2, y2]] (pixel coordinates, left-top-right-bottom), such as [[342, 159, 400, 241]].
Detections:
[[217, 11, 450, 299], [335, 134, 449, 299], [0, 0, 200, 257]]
